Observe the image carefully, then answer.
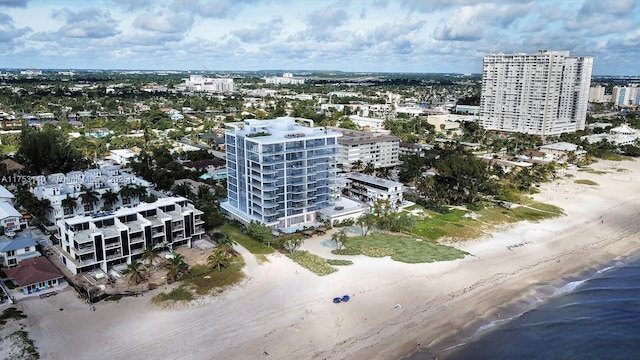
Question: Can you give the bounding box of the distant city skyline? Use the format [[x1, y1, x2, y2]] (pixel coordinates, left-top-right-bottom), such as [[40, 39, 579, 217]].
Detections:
[[1, 0, 639, 75]]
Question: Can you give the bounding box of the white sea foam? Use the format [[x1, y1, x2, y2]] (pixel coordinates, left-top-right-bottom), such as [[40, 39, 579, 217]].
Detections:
[[554, 280, 587, 295], [597, 265, 616, 274]]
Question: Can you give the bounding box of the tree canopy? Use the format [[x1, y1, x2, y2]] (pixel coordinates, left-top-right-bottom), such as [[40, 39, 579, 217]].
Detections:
[[17, 125, 89, 174]]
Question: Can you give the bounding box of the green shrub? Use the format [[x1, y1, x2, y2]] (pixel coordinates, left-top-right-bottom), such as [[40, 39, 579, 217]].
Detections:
[[360, 247, 394, 257], [152, 287, 194, 303], [326, 259, 353, 266], [287, 251, 337, 276], [331, 248, 361, 256]]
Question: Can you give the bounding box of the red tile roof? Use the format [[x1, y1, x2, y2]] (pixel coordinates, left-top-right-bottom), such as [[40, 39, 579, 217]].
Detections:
[[4, 256, 64, 287]]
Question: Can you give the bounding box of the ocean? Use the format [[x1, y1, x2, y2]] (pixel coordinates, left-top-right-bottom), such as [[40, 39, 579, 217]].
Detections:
[[406, 252, 640, 360]]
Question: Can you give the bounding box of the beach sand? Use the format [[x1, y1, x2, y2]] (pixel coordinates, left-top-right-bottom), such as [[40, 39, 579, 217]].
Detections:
[[13, 159, 640, 360]]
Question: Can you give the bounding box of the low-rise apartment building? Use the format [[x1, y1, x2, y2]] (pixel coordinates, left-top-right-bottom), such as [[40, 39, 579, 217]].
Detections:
[[333, 128, 401, 171], [340, 173, 404, 210], [30, 168, 150, 225], [56, 197, 205, 275]]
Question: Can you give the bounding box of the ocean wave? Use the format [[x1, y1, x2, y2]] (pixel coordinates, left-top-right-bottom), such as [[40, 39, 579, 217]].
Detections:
[[597, 265, 616, 274], [554, 280, 587, 295]]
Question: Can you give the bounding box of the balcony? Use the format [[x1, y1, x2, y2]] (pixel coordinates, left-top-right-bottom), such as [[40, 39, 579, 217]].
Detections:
[[79, 258, 97, 266], [130, 236, 145, 244], [106, 252, 123, 260], [105, 242, 121, 250], [75, 245, 94, 255]]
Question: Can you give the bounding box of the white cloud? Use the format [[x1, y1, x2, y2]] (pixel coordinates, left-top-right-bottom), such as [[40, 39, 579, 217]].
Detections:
[[133, 12, 194, 34], [51, 8, 120, 39]]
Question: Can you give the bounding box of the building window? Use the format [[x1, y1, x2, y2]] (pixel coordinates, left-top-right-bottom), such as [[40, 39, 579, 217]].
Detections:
[[24, 247, 30, 252]]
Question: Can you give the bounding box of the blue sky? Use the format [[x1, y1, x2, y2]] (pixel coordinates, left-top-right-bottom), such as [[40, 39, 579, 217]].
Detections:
[[1, 0, 639, 75]]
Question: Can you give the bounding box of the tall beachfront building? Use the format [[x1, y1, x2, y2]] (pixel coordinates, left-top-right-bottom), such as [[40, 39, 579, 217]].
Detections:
[[611, 85, 640, 107], [222, 117, 341, 232], [479, 50, 593, 136]]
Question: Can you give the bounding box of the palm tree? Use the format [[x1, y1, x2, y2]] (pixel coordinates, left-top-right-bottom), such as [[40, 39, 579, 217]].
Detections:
[[376, 167, 391, 179], [283, 236, 304, 254], [132, 184, 148, 202], [101, 189, 119, 210], [172, 182, 193, 199], [118, 184, 136, 205], [363, 162, 375, 175], [122, 260, 146, 285], [196, 185, 212, 203], [79, 186, 100, 213], [207, 248, 229, 271], [141, 244, 161, 275], [164, 253, 189, 283], [330, 229, 347, 250], [351, 159, 364, 172], [61, 195, 78, 216], [34, 198, 53, 221]]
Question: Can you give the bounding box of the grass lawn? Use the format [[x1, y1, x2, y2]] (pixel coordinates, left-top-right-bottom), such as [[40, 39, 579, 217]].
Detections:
[[407, 201, 563, 243], [335, 232, 469, 263], [288, 251, 337, 275], [218, 224, 274, 255], [0, 145, 16, 154]]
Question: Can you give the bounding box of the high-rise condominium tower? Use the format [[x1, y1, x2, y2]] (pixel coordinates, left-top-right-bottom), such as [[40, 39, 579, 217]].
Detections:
[[222, 117, 341, 232], [479, 50, 593, 136]]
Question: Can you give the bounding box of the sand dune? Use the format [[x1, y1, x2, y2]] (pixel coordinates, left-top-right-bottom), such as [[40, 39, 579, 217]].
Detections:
[[17, 159, 640, 360]]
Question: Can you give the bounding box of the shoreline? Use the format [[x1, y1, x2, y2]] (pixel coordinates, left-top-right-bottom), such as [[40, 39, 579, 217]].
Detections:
[[9, 159, 640, 360], [412, 247, 640, 360]]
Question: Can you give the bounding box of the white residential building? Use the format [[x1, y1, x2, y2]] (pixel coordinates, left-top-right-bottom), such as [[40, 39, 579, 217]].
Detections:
[[479, 50, 593, 136], [611, 85, 640, 107], [589, 85, 608, 103], [333, 128, 401, 170], [56, 197, 205, 275], [0, 235, 38, 268], [340, 173, 404, 210], [222, 117, 342, 232], [30, 168, 150, 225], [184, 75, 235, 93], [265, 73, 305, 85], [348, 115, 385, 130]]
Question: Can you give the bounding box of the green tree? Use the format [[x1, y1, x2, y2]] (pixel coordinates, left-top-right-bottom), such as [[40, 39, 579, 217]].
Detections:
[[363, 162, 375, 175], [122, 260, 146, 285], [207, 247, 230, 271], [17, 125, 89, 174], [246, 221, 274, 245], [172, 182, 193, 199], [356, 213, 376, 236], [101, 189, 119, 210], [164, 253, 189, 283], [79, 186, 100, 213], [351, 159, 364, 172], [61, 195, 78, 216], [141, 244, 161, 275], [330, 229, 347, 250], [283, 236, 304, 254]]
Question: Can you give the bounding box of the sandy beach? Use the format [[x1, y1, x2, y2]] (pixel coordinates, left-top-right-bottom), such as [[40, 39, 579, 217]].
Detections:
[[10, 159, 640, 360]]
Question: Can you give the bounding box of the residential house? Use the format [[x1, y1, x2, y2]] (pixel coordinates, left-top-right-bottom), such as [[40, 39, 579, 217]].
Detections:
[[4, 257, 64, 295], [0, 235, 39, 267], [539, 142, 586, 162]]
